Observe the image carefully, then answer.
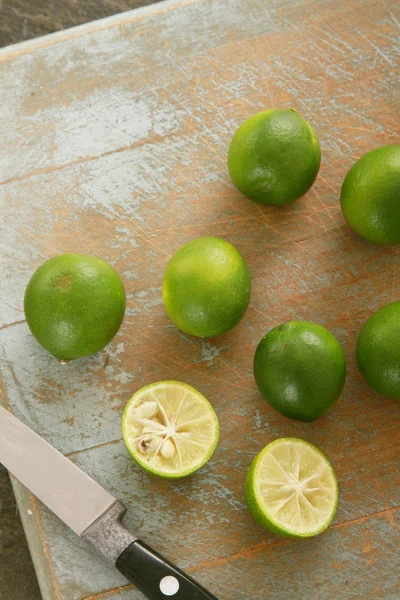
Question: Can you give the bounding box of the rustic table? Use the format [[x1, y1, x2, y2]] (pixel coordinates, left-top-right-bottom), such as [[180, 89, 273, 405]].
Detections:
[[0, 0, 399, 598]]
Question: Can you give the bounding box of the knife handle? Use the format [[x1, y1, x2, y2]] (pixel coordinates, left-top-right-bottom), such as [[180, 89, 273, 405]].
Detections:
[[116, 540, 220, 600]]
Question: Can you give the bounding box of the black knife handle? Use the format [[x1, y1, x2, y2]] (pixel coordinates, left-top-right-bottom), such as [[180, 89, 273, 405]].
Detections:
[[116, 540, 220, 600]]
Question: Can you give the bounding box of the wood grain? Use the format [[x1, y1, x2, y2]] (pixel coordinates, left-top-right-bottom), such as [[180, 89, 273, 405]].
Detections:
[[0, 0, 399, 598]]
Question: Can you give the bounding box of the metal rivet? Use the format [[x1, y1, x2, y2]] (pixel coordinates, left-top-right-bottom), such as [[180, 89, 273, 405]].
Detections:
[[160, 575, 180, 596]]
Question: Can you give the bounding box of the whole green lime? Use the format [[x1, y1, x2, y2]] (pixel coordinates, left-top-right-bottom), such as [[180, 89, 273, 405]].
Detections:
[[340, 144, 400, 245], [24, 253, 126, 361], [228, 108, 321, 206], [162, 237, 251, 338], [356, 302, 400, 398], [253, 321, 346, 421]]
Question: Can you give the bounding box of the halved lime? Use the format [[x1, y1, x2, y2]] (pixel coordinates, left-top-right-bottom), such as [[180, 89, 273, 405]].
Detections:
[[246, 438, 338, 537], [122, 381, 219, 479]]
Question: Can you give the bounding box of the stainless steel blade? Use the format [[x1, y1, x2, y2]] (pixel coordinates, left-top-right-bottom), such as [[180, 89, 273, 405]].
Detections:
[[0, 406, 219, 599], [0, 406, 116, 535]]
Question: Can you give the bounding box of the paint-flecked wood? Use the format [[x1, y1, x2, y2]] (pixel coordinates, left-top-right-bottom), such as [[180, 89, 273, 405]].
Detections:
[[0, 0, 399, 598]]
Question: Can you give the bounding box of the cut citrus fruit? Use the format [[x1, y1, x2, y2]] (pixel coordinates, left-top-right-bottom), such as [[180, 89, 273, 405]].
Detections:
[[122, 381, 219, 479], [246, 438, 338, 537]]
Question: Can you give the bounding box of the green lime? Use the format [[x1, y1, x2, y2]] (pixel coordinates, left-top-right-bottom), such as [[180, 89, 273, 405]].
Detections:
[[357, 301, 400, 399], [162, 236, 251, 338], [228, 108, 321, 206], [24, 253, 126, 361], [340, 144, 400, 245], [122, 381, 219, 479], [253, 321, 346, 421], [245, 438, 338, 538]]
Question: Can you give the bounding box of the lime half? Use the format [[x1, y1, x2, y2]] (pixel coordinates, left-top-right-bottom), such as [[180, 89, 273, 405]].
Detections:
[[122, 381, 219, 479], [246, 438, 338, 537]]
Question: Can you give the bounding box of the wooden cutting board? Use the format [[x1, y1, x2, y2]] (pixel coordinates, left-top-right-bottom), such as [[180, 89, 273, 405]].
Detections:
[[0, 0, 399, 598]]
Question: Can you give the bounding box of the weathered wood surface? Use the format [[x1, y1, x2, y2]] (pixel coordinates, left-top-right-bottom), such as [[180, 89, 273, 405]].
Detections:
[[0, 0, 399, 598]]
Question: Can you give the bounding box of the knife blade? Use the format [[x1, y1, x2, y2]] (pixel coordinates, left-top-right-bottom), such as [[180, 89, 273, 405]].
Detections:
[[0, 406, 220, 600]]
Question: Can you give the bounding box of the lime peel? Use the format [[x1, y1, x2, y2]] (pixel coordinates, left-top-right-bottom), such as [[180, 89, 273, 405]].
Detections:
[[228, 108, 321, 206], [162, 236, 251, 339]]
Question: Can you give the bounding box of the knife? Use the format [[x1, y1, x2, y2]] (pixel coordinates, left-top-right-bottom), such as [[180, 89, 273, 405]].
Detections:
[[0, 405, 220, 600]]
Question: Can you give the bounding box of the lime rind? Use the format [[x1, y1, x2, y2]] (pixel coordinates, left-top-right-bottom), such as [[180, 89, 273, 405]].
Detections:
[[356, 301, 400, 399], [246, 438, 338, 538], [340, 144, 400, 245], [122, 381, 219, 479], [253, 320, 346, 422], [162, 237, 251, 339], [228, 109, 321, 206], [24, 253, 126, 361]]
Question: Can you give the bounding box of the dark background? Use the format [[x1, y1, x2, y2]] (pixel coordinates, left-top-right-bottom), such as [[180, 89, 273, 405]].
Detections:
[[0, 2, 162, 598], [0, 0, 160, 47]]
